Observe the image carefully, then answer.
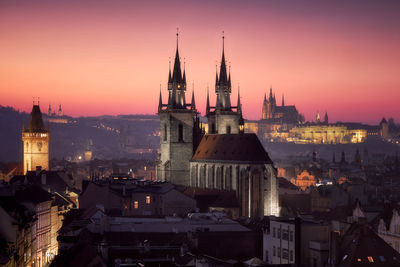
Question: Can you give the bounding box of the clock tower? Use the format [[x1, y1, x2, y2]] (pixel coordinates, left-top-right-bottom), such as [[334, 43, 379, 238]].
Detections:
[[22, 103, 50, 174]]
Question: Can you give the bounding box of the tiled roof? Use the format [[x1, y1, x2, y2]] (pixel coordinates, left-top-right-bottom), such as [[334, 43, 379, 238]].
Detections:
[[192, 133, 273, 164]]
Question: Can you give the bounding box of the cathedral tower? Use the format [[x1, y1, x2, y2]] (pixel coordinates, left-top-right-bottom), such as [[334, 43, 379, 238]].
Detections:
[[207, 34, 242, 134], [156, 33, 199, 185], [22, 103, 50, 174]]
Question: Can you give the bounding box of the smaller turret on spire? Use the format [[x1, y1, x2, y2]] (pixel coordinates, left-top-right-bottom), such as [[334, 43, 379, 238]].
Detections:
[[237, 85, 242, 114], [191, 82, 196, 111], [158, 85, 163, 112], [168, 57, 172, 83], [183, 60, 186, 84], [205, 85, 210, 115]]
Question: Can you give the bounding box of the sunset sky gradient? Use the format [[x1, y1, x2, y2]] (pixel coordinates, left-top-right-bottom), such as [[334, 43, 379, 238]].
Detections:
[[1, 0, 399, 124]]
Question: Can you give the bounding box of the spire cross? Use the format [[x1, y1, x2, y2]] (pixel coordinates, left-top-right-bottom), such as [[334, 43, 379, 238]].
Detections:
[[176, 27, 179, 47]]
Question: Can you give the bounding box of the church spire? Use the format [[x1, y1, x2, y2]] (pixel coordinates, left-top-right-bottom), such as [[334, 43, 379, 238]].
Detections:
[[228, 63, 231, 87], [168, 57, 172, 83], [237, 85, 242, 114], [218, 32, 228, 85], [282, 94, 285, 106], [215, 63, 218, 86], [264, 92, 267, 102], [183, 60, 186, 84], [206, 85, 210, 114], [191, 82, 196, 110], [171, 31, 183, 84], [158, 85, 163, 111]]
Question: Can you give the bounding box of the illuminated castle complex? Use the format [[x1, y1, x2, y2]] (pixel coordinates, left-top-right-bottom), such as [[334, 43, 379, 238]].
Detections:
[[156, 34, 279, 217], [22, 103, 50, 174]]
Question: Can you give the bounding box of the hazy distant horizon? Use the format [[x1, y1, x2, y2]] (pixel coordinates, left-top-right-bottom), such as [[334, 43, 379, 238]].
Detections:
[[1, 104, 391, 126]]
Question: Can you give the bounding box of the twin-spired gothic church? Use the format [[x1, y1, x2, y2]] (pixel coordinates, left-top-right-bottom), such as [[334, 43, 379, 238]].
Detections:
[[156, 34, 279, 217]]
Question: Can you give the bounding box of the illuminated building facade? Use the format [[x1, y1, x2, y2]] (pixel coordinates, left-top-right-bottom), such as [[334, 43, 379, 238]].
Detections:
[[190, 133, 280, 217], [22, 104, 50, 174], [156, 33, 202, 185], [289, 124, 367, 144]]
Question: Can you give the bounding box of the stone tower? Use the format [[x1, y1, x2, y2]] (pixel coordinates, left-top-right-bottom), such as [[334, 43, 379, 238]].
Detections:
[[22, 103, 50, 174], [156, 33, 199, 186], [207, 35, 243, 134]]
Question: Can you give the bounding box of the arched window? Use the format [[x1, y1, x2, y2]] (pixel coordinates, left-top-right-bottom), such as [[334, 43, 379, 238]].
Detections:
[[178, 123, 183, 142], [226, 125, 231, 134], [163, 124, 167, 141], [211, 123, 216, 134]]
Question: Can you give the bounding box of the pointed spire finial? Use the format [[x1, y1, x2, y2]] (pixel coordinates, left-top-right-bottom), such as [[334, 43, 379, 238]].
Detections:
[[176, 27, 179, 48], [206, 84, 210, 114], [222, 31, 225, 52], [191, 81, 196, 110], [237, 83, 241, 114], [158, 83, 163, 111]]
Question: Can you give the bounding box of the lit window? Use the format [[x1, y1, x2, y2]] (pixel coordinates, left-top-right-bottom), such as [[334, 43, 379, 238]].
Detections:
[[357, 258, 361, 262], [146, 196, 151, 204], [134, 201, 138, 209], [367, 257, 374, 263]]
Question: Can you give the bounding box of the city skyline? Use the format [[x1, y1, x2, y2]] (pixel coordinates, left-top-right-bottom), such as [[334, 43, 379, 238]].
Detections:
[[1, 0, 400, 124]]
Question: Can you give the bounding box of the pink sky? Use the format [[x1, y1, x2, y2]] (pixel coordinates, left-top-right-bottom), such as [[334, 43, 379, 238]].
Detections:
[[0, 0, 399, 124]]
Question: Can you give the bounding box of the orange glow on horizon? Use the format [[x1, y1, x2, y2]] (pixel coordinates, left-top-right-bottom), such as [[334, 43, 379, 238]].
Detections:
[[0, 1, 399, 125]]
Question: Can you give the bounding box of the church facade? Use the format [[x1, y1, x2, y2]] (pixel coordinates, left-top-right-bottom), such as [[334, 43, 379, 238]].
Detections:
[[156, 34, 279, 217]]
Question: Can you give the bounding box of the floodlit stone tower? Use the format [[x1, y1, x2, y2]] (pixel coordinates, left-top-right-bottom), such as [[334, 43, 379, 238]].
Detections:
[[22, 103, 50, 174], [156, 33, 200, 185]]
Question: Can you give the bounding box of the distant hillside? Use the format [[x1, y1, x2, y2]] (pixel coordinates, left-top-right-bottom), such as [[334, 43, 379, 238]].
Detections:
[[0, 105, 160, 163], [0, 106, 29, 162]]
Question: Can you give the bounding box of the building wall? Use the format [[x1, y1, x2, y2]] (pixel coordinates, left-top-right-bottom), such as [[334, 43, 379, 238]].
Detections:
[[300, 223, 330, 267], [263, 220, 296, 265], [189, 161, 279, 217], [215, 113, 240, 134], [157, 110, 194, 186], [79, 183, 122, 211], [22, 132, 50, 174], [124, 189, 195, 217]]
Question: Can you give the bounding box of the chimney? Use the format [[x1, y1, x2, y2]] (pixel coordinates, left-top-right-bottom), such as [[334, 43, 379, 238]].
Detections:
[[41, 173, 46, 185]]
